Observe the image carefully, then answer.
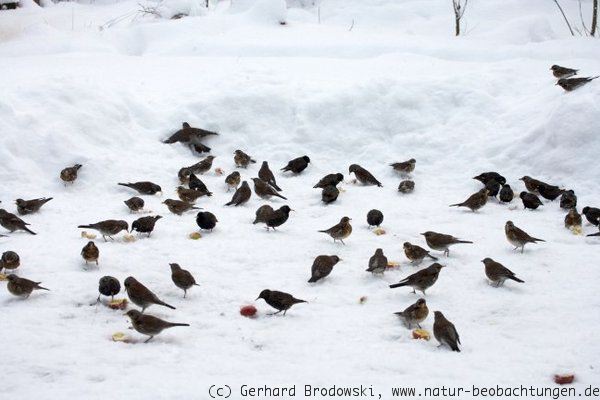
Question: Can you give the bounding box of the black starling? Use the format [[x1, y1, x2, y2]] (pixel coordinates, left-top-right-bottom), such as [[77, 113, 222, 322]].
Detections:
[[78, 220, 128, 241], [551, 64, 577, 79], [0, 209, 36, 235], [398, 180, 415, 193], [433, 311, 461, 352], [234, 150, 256, 168], [124, 276, 175, 312], [196, 211, 218, 231], [225, 171, 241, 191], [0, 251, 20, 273], [499, 184, 514, 203], [366, 209, 383, 228], [556, 76, 598, 91], [505, 221, 545, 253], [559, 190, 577, 210], [449, 189, 488, 212], [308, 255, 341, 283], [189, 173, 212, 196], [60, 163, 82, 184], [98, 276, 120, 302], [473, 172, 506, 186], [538, 183, 563, 201], [482, 258, 524, 287], [163, 199, 200, 215], [349, 164, 382, 187], [264, 206, 292, 230], [255, 289, 306, 315], [6, 274, 49, 298], [389, 263, 444, 295], [321, 185, 339, 204], [582, 207, 600, 226], [170, 263, 199, 298], [124, 197, 144, 212], [81, 241, 99, 265], [366, 248, 388, 274], [281, 156, 310, 174], [421, 231, 473, 256], [485, 179, 501, 198], [15, 198, 52, 215], [253, 205, 274, 224], [252, 178, 287, 200], [258, 161, 282, 191], [390, 159, 416, 175], [125, 310, 189, 343], [319, 217, 352, 244], [313, 173, 343, 189], [520, 192, 543, 210], [118, 181, 162, 195], [131, 215, 162, 236], [225, 181, 251, 206]]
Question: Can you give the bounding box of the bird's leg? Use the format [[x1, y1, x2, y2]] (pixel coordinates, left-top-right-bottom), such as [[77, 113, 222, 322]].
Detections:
[[411, 289, 416, 294], [109, 236, 114, 241], [340, 239, 345, 245], [183, 290, 187, 299], [444, 249, 450, 257], [513, 246, 519, 251], [95, 260, 98, 265], [521, 246, 524, 254], [102, 235, 108, 242], [144, 336, 154, 343], [85, 260, 88, 265]]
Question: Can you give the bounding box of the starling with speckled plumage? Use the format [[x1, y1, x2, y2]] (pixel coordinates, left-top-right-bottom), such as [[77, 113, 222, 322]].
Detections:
[[403, 242, 438, 264], [163, 199, 200, 215], [225, 171, 241, 191], [124, 276, 175, 312], [560, 190, 577, 210], [473, 172, 506, 186], [131, 215, 162, 236], [258, 161, 282, 191], [196, 211, 218, 231], [98, 276, 120, 302], [505, 221, 545, 253], [319, 217, 352, 244], [0, 209, 36, 235], [234, 150, 256, 168], [308, 255, 341, 283], [366, 248, 388, 274], [124, 197, 144, 213], [6, 274, 49, 298], [177, 187, 206, 203], [389, 263, 444, 295], [252, 178, 287, 200], [321, 186, 339, 204], [0, 251, 20, 273], [551, 64, 577, 79], [367, 209, 383, 228], [556, 76, 598, 91], [433, 311, 461, 352], [449, 188, 488, 212], [15, 198, 52, 215], [81, 241, 99, 265], [253, 205, 274, 224], [349, 164, 382, 187], [499, 184, 514, 203], [281, 156, 310, 174], [126, 309, 189, 343], [118, 181, 162, 195], [390, 159, 416, 175], [264, 206, 292, 230], [225, 181, 251, 206], [313, 173, 343, 189], [421, 231, 472, 256], [565, 208, 582, 230], [170, 263, 199, 298], [395, 298, 428, 329], [520, 192, 543, 210], [538, 183, 563, 201], [188, 173, 212, 196], [582, 206, 600, 226], [60, 163, 82, 184], [78, 220, 128, 241], [482, 258, 524, 287], [189, 156, 216, 175], [256, 289, 306, 315], [398, 180, 415, 193], [485, 180, 501, 198]]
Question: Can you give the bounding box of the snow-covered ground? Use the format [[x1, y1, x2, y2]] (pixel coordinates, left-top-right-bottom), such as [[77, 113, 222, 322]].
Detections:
[[1, 0, 600, 398]]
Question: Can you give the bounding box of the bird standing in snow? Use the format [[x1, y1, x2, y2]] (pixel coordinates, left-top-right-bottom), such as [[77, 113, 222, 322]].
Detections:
[[258, 161, 282, 191], [0, 209, 36, 235], [308, 255, 341, 283], [225, 181, 251, 206], [482, 258, 524, 287], [403, 242, 438, 264], [255, 289, 306, 315], [78, 219, 128, 241], [234, 150, 256, 168], [125, 309, 189, 343], [124, 276, 176, 313], [349, 164, 382, 187], [81, 241, 99, 265], [421, 231, 473, 257], [319, 217, 352, 244], [60, 163, 82, 184], [395, 298, 428, 329], [551, 64, 578, 79], [366, 248, 388, 274], [433, 311, 461, 352], [505, 221, 544, 253], [15, 198, 53, 215], [366, 209, 383, 228], [556, 76, 598, 91], [449, 188, 488, 212], [281, 155, 311, 174], [170, 263, 199, 298], [118, 181, 162, 195], [6, 275, 49, 298], [390, 159, 416, 175], [131, 215, 162, 236], [389, 263, 444, 295]]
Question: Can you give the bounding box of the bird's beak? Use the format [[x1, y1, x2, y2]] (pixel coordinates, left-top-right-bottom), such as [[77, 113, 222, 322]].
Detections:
[[255, 297, 260, 301], [291, 209, 296, 212], [420, 233, 425, 235]]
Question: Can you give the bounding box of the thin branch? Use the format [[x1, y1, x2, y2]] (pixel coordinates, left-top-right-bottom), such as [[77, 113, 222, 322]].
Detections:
[[578, 0, 590, 35], [552, 0, 575, 36]]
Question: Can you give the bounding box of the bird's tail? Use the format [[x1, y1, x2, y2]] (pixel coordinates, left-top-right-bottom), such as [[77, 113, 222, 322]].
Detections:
[[532, 237, 545, 242], [389, 281, 408, 289], [318, 230, 329, 234], [376, 182, 383, 187], [42, 198, 54, 204], [275, 193, 288, 200], [192, 206, 201, 210], [159, 301, 176, 310], [292, 298, 307, 304], [308, 277, 318, 283], [23, 226, 37, 235], [272, 183, 282, 191], [280, 167, 289, 172], [586, 232, 600, 237], [78, 224, 94, 229], [428, 254, 439, 260], [224, 201, 234, 206], [118, 183, 133, 189], [168, 323, 190, 327], [591, 76, 600, 80], [508, 276, 524, 283], [36, 284, 50, 291], [456, 240, 473, 244], [449, 203, 463, 207], [449, 342, 461, 352]]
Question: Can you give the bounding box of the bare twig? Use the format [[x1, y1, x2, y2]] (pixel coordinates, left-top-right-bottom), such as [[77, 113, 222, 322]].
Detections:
[[552, 0, 575, 36], [348, 19, 354, 31], [452, 0, 468, 36], [592, 0, 598, 36], [578, 0, 590, 35]]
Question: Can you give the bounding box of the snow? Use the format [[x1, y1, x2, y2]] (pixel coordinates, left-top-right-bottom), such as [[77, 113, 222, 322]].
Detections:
[[1, 0, 600, 398]]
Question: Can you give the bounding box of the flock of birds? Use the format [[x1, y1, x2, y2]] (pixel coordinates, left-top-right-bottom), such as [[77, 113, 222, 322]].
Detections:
[[1, 65, 599, 349]]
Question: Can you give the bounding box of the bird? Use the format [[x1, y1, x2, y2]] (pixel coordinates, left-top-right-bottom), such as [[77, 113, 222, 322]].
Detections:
[[118, 181, 162, 195], [255, 289, 306, 315], [313, 173, 344, 189], [281, 156, 310, 174], [196, 211, 218, 231], [421, 231, 473, 256], [163, 122, 218, 144], [520, 191, 543, 210], [0, 251, 20, 273], [349, 164, 382, 187], [176, 186, 206, 203], [131, 215, 162, 236], [258, 161, 282, 191], [192, 143, 211, 154], [556, 76, 598, 91], [81, 241, 99, 265], [163, 199, 200, 215], [551, 64, 578, 79], [6, 274, 49, 298], [15, 198, 52, 215], [251, 178, 287, 200], [519, 176, 544, 193], [189, 173, 212, 196], [582, 206, 600, 226], [394, 298, 428, 329], [398, 180, 415, 193], [319, 217, 352, 244], [308, 255, 341, 283], [390, 159, 416, 175], [505, 221, 545, 253], [403, 242, 438, 264], [449, 188, 488, 212], [565, 208, 582, 230], [60, 163, 82, 184], [559, 190, 577, 210], [78, 220, 128, 241], [125, 309, 189, 343], [366, 209, 383, 228], [178, 167, 192, 184], [499, 184, 514, 203], [224, 181, 251, 206], [321, 186, 339, 204], [433, 311, 461, 352], [189, 156, 216, 175], [97, 276, 120, 302], [0, 209, 36, 235], [473, 172, 506, 186], [538, 183, 563, 201], [225, 171, 241, 191], [485, 179, 501, 198], [124, 197, 144, 213], [389, 263, 444, 295], [253, 205, 274, 224], [124, 276, 175, 312], [170, 263, 199, 298], [482, 258, 524, 287], [264, 206, 293, 231], [366, 248, 388, 274], [234, 150, 256, 168]]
